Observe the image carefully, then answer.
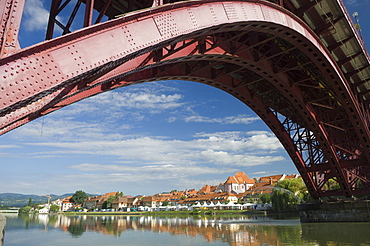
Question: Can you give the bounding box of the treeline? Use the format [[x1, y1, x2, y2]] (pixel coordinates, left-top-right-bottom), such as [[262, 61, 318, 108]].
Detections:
[[0, 204, 11, 210]]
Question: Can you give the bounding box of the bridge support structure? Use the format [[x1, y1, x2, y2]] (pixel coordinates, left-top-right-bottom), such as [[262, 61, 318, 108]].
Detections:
[[298, 200, 370, 222]]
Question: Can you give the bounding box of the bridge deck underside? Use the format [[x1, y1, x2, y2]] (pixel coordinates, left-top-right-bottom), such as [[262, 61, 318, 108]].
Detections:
[[1, 0, 370, 199]]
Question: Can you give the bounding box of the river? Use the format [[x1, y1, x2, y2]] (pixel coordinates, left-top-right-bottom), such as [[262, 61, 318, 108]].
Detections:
[[2, 213, 370, 245]]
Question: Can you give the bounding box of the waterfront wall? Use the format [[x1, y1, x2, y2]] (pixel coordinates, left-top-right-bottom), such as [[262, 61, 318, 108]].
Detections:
[[298, 200, 370, 223], [0, 214, 5, 246]]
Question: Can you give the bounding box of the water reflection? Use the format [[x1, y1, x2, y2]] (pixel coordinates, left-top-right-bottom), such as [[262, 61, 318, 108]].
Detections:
[[8, 214, 370, 245]]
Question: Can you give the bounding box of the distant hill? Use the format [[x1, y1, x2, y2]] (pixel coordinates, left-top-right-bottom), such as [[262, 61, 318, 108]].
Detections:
[[0, 193, 95, 207]]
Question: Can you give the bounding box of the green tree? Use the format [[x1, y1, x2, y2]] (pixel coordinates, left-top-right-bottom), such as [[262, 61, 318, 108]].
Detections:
[[28, 198, 33, 206], [103, 195, 115, 209], [50, 204, 60, 213], [19, 206, 32, 214], [259, 193, 271, 204], [324, 178, 341, 191], [162, 201, 169, 206], [71, 190, 88, 205], [115, 191, 124, 198], [271, 178, 311, 212]]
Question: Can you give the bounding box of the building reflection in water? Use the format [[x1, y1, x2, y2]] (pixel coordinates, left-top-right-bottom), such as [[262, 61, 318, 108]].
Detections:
[[17, 214, 370, 245]]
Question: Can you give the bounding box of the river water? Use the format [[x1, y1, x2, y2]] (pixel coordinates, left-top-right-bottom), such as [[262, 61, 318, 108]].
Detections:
[[2, 213, 370, 245]]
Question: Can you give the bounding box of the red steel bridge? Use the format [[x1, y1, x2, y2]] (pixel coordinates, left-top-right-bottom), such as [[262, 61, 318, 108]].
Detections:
[[1, 0, 370, 200]]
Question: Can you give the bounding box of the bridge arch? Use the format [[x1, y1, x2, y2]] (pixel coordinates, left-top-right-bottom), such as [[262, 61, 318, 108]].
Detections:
[[1, 0, 370, 198]]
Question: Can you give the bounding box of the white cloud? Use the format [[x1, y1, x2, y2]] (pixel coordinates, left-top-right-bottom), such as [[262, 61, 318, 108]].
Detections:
[[244, 133, 283, 150], [184, 115, 260, 124], [23, 0, 50, 31], [22, 130, 284, 168], [0, 145, 19, 149], [345, 0, 360, 6], [69, 163, 233, 178], [252, 171, 269, 175], [10, 117, 133, 142], [345, 0, 370, 7], [89, 91, 183, 110], [193, 132, 282, 151], [199, 149, 285, 166]]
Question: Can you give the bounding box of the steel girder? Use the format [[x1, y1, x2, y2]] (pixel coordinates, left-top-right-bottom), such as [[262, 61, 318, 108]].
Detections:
[[45, 0, 157, 40], [1, 0, 370, 198], [0, 0, 24, 58]]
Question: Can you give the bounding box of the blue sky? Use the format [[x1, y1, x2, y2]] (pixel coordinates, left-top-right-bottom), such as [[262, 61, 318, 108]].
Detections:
[[0, 0, 369, 196]]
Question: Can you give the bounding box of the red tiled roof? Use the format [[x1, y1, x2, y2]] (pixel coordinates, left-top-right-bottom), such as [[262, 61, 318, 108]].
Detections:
[[185, 189, 197, 194], [142, 196, 155, 202], [235, 172, 255, 184], [210, 186, 217, 192], [285, 174, 300, 179], [104, 192, 117, 197], [224, 172, 255, 184], [85, 195, 103, 202], [259, 174, 284, 182], [224, 176, 237, 184], [198, 185, 211, 194], [178, 192, 237, 204], [243, 185, 274, 196], [62, 196, 73, 203]]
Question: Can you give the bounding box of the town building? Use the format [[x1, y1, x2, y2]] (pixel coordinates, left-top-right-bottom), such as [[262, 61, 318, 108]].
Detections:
[[61, 196, 74, 212], [112, 196, 129, 210], [56, 172, 301, 212], [84, 192, 121, 210], [217, 172, 256, 194]]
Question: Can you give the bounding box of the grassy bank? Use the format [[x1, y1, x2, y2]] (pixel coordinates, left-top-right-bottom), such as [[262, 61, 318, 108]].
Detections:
[[61, 209, 267, 216], [62, 211, 145, 216]]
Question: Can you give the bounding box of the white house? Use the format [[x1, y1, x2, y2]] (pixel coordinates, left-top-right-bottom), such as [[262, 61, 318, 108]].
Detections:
[[221, 172, 255, 194]]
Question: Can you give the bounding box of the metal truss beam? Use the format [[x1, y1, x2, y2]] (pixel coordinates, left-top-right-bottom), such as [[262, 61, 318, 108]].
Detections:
[[0, 0, 25, 57]]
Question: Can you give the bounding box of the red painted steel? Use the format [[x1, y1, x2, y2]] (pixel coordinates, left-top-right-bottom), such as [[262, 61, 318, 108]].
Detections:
[[0, 0, 24, 57], [1, 0, 370, 199]]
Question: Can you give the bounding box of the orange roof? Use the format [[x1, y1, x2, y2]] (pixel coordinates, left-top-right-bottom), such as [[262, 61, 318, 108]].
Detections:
[[243, 185, 274, 196], [185, 189, 197, 195], [285, 174, 300, 179], [198, 185, 211, 194], [252, 182, 272, 188], [179, 192, 237, 204], [225, 176, 236, 184], [224, 172, 255, 184], [234, 172, 255, 183], [259, 174, 285, 182], [142, 196, 155, 202], [62, 196, 73, 203], [85, 195, 104, 202], [104, 192, 117, 197]]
